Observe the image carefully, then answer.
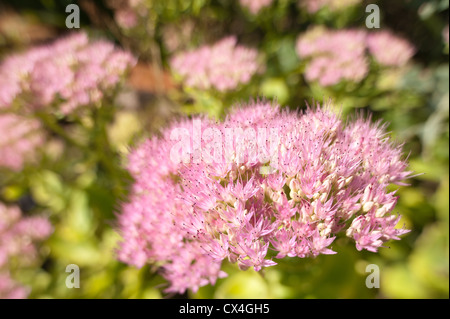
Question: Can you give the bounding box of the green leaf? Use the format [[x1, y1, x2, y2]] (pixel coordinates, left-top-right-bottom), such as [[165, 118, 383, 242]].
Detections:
[[260, 78, 290, 104], [29, 170, 67, 212]]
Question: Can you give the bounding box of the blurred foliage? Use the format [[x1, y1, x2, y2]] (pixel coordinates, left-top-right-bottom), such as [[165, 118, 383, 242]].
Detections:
[[0, 0, 448, 299]]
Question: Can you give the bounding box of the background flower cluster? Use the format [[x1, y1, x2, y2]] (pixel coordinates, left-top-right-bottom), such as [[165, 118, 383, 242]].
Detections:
[[0, 0, 448, 299]]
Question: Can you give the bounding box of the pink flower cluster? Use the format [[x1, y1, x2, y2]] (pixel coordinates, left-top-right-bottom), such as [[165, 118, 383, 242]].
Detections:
[[117, 101, 411, 294], [117, 118, 227, 294], [170, 37, 260, 92], [296, 27, 415, 86], [0, 113, 44, 171], [239, 0, 274, 14], [296, 27, 369, 86], [0, 32, 136, 115], [366, 31, 416, 67], [0, 203, 52, 299], [299, 0, 361, 14]]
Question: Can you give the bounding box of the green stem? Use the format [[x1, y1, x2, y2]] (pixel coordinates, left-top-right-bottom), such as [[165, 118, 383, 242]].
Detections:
[[92, 105, 124, 199], [36, 111, 86, 150]]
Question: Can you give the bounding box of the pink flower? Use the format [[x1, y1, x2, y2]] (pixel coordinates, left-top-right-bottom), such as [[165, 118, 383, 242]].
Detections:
[[0, 203, 52, 299], [296, 27, 369, 86], [115, 8, 138, 29], [366, 30, 415, 67], [296, 27, 416, 86], [0, 273, 29, 299], [106, 0, 146, 29], [0, 113, 44, 171], [0, 32, 136, 114], [170, 36, 260, 92], [117, 101, 412, 294]]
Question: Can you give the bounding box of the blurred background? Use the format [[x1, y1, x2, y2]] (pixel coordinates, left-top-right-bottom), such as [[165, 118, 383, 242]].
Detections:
[[0, 0, 448, 299]]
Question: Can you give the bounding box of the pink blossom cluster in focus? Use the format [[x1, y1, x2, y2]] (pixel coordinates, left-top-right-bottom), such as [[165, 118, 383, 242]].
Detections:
[[0, 203, 52, 299], [170, 36, 260, 92], [299, 0, 361, 14], [296, 27, 415, 86], [239, 0, 274, 14], [117, 101, 411, 294], [117, 118, 227, 294], [0, 32, 136, 115], [0, 114, 44, 171]]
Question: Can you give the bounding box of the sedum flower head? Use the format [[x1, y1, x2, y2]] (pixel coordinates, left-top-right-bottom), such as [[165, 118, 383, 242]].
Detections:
[[0, 113, 44, 171], [170, 36, 260, 92], [366, 30, 416, 67], [117, 101, 412, 294], [296, 27, 369, 86], [117, 118, 227, 294], [296, 27, 416, 86], [0, 203, 52, 298], [0, 31, 136, 115]]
